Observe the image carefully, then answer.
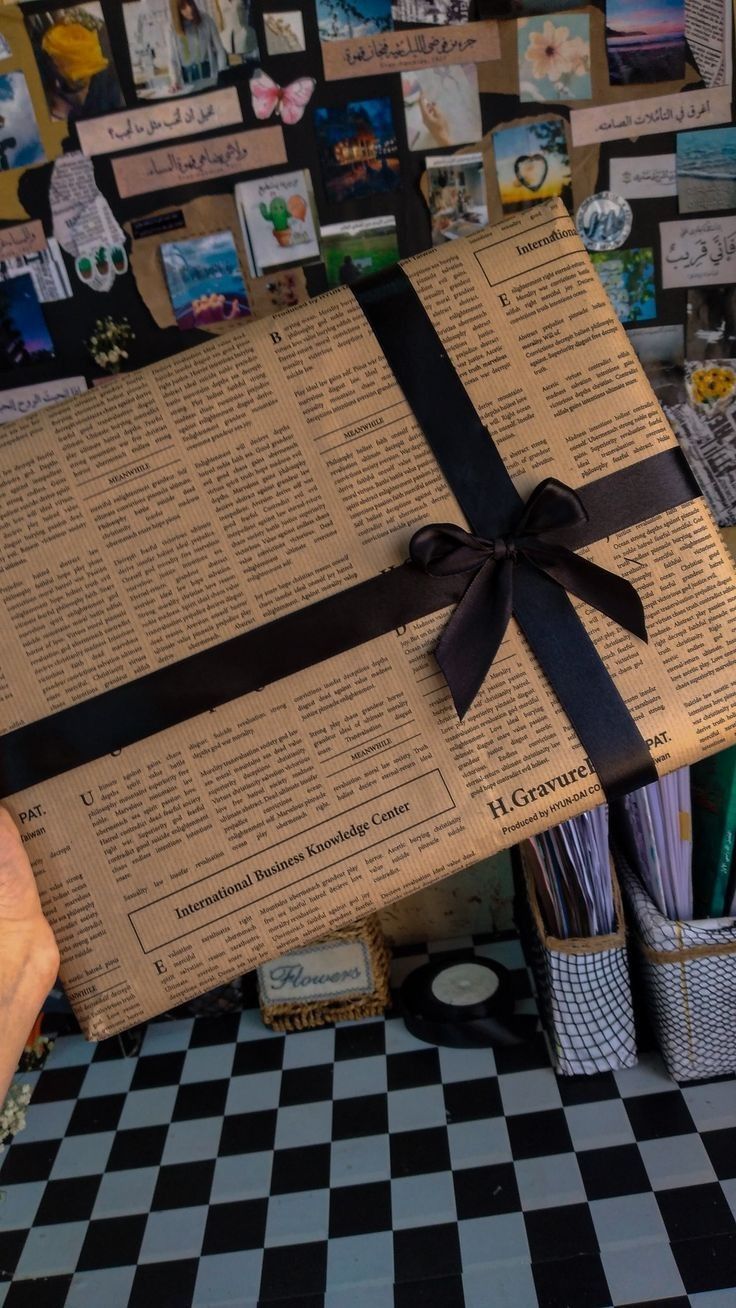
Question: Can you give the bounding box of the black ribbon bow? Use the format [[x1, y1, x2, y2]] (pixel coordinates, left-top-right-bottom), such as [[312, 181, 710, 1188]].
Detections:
[[409, 477, 648, 720]]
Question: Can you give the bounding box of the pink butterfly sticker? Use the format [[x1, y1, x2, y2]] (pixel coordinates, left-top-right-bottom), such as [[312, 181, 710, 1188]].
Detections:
[[250, 69, 316, 126]]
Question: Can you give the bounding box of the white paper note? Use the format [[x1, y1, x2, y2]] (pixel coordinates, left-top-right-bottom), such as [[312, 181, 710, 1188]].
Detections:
[[0, 376, 87, 424], [570, 85, 732, 147], [609, 154, 677, 199], [660, 214, 736, 288]]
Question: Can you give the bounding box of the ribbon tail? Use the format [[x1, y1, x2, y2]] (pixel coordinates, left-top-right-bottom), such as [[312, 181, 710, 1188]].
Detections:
[[435, 557, 514, 719], [528, 547, 648, 642]]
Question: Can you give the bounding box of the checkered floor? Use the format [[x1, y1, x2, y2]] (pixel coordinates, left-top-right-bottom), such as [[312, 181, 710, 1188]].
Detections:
[[1, 935, 735, 1308]]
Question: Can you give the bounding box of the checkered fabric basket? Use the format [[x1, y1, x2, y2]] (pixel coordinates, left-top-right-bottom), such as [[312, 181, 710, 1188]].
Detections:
[[618, 856, 736, 1081], [258, 915, 391, 1032], [517, 846, 638, 1076]]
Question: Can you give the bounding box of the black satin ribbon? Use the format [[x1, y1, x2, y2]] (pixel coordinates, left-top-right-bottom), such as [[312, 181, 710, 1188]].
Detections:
[[0, 449, 697, 801], [409, 477, 647, 720], [352, 267, 664, 796]]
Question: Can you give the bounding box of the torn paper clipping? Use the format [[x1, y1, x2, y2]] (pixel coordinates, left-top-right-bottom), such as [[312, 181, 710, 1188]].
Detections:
[[321, 21, 500, 80], [77, 88, 243, 157], [570, 85, 732, 147], [685, 0, 733, 88], [112, 126, 287, 199]]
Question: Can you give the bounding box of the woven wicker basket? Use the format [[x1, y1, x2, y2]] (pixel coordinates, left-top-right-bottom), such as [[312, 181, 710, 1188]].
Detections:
[[618, 856, 736, 1080], [517, 845, 638, 1075], [258, 915, 391, 1032]]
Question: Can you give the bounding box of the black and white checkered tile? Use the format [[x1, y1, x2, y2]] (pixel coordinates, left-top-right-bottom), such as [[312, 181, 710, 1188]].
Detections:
[[1, 935, 735, 1307]]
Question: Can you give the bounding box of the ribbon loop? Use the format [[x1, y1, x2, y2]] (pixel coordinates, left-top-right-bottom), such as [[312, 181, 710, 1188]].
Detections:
[[409, 477, 647, 720]]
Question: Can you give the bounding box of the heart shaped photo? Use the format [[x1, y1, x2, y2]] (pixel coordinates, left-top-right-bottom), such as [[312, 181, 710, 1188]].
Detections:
[[493, 118, 572, 214], [514, 153, 549, 192]]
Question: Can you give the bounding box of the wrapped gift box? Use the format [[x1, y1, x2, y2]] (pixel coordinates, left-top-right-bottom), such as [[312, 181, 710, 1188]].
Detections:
[[2, 198, 735, 1038]]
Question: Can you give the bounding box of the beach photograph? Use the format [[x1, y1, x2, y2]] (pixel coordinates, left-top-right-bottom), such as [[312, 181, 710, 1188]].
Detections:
[[605, 0, 685, 85], [677, 126, 736, 214], [160, 231, 250, 331]]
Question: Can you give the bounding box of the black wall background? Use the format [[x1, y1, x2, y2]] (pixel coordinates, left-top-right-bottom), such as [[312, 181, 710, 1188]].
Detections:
[[3, 0, 726, 394]]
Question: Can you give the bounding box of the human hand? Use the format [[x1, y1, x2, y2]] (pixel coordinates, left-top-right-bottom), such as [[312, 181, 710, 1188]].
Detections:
[[0, 808, 59, 1103], [419, 93, 451, 147]]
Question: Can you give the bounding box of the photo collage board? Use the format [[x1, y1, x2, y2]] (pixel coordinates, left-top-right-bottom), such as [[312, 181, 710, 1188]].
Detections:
[[0, 0, 732, 533]]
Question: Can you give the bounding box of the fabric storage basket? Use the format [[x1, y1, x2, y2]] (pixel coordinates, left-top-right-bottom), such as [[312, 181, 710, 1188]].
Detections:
[[618, 857, 736, 1080], [257, 914, 391, 1032], [516, 846, 638, 1076]]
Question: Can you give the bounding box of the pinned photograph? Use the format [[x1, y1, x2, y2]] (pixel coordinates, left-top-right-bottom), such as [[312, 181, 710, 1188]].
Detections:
[[316, 0, 392, 42], [605, 0, 685, 85], [391, 0, 469, 19], [160, 229, 250, 330], [426, 152, 488, 245], [686, 287, 736, 361], [313, 98, 401, 203], [0, 73, 45, 172], [590, 248, 656, 324], [517, 14, 591, 102], [676, 126, 736, 214], [25, 3, 124, 122], [320, 215, 399, 287], [263, 11, 306, 55], [124, 0, 258, 101], [236, 169, 320, 276], [402, 66, 482, 152], [0, 273, 54, 368], [492, 119, 571, 214], [627, 323, 685, 405]]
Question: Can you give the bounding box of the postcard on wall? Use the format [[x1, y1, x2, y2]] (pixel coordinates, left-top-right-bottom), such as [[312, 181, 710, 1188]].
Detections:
[[76, 87, 242, 157], [660, 215, 736, 288], [24, 2, 124, 123], [319, 216, 399, 288], [0, 71, 45, 171], [1, 237, 72, 302], [392, 0, 470, 22], [570, 85, 732, 147], [626, 324, 685, 405], [317, 0, 392, 41], [605, 0, 685, 86], [0, 273, 54, 368], [426, 152, 488, 245], [492, 119, 571, 213], [263, 11, 306, 55], [686, 286, 736, 359], [123, 0, 258, 101], [517, 14, 591, 103], [112, 126, 287, 199], [0, 374, 86, 424], [609, 154, 677, 198], [313, 98, 400, 202], [590, 248, 656, 323], [402, 64, 481, 152], [160, 229, 250, 331], [676, 126, 736, 214], [236, 169, 320, 277]]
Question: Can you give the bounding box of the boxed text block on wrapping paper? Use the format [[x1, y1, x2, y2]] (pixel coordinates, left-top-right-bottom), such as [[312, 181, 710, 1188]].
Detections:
[[1, 199, 736, 1039]]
